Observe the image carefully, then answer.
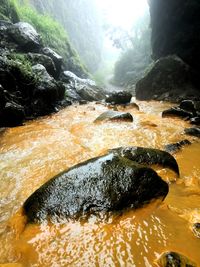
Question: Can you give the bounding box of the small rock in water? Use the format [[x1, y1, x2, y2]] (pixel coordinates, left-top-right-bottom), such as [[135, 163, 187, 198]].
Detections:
[[94, 110, 133, 123], [164, 139, 191, 154], [190, 117, 200, 125], [105, 91, 132, 104], [192, 223, 200, 238], [156, 251, 197, 267]]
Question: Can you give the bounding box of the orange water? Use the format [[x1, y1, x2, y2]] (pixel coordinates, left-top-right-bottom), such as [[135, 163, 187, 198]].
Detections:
[[0, 101, 199, 266]]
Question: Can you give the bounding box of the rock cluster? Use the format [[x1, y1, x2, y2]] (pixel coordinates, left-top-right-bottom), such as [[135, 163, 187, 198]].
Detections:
[[162, 100, 200, 138], [0, 20, 105, 127]]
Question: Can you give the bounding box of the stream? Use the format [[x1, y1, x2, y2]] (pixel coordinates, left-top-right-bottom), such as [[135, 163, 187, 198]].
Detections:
[[0, 100, 200, 266]]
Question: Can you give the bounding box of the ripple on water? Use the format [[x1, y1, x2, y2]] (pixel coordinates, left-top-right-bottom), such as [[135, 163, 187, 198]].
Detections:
[[0, 101, 200, 266]]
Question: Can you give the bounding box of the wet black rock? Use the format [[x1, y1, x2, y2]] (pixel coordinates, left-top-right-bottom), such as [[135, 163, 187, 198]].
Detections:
[[162, 100, 200, 125], [190, 117, 200, 125], [27, 53, 57, 79], [180, 100, 197, 114], [32, 64, 65, 115], [41, 47, 63, 79], [156, 251, 197, 267], [184, 127, 200, 138], [164, 140, 191, 154], [94, 111, 133, 123], [110, 147, 179, 176], [192, 223, 200, 238], [136, 55, 200, 102], [105, 91, 132, 104], [24, 152, 169, 223], [0, 101, 25, 127]]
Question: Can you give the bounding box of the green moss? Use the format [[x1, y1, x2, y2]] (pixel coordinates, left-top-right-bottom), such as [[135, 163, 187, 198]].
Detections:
[[0, 0, 20, 22], [7, 52, 37, 84]]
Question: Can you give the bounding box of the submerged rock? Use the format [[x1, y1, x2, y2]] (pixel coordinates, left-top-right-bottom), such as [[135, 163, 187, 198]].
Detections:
[[156, 251, 197, 267], [105, 91, 132, 104], [184, 127, 200, 138], [94, 111, 133, 123], [24, 152, 169, 222], [164, 140, 191, 154], [110, 147, 179, 176], [192, 223, 200, 238]]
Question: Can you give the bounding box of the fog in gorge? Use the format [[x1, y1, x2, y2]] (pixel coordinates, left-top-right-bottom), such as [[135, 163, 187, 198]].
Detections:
[[27, 0, 151, 91]]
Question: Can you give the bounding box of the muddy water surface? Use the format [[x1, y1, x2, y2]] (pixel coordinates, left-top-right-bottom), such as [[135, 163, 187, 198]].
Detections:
[[0, 101, 200, 266]]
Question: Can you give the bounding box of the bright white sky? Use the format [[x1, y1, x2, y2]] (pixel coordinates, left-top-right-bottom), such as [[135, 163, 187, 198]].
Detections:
[[96, 0, 149, 30]]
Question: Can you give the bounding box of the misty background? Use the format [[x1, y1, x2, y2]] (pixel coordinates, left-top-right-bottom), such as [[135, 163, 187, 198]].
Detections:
[[20, 0, 151, 91]]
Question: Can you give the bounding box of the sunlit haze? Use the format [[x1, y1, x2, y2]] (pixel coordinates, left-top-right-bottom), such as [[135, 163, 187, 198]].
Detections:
[[96, 0, 149, 30]]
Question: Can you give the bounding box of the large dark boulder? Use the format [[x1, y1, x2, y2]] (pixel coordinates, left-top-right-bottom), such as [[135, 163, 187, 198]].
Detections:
[[105, 91, 132, 105], [24, 151, 169, 223], [136, 55, 200, 102]]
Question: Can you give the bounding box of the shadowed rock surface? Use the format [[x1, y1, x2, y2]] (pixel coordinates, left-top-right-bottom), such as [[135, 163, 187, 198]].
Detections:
[[23, 152, 169, 223], [156, 251, 197, 267], [136, 56, 200, 102], [184, 127, 200, 138], [110, 147, 180, 175], [94, 111, 133, 123]]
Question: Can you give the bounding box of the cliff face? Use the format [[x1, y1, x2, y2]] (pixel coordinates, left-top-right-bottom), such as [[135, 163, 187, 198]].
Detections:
[[135, 0, 200, 102], [28, 0, 103, 72], [150, 0, 200, 71]]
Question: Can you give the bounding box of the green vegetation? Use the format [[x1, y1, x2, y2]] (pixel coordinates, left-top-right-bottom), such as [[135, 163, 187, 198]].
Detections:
[[0, 0, 19, 22], [5, 0, 89, 78], [6, 52, 37, 84]]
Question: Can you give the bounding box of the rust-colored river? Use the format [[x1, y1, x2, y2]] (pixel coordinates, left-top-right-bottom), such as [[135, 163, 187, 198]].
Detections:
[[0, 101, 200, 266]]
